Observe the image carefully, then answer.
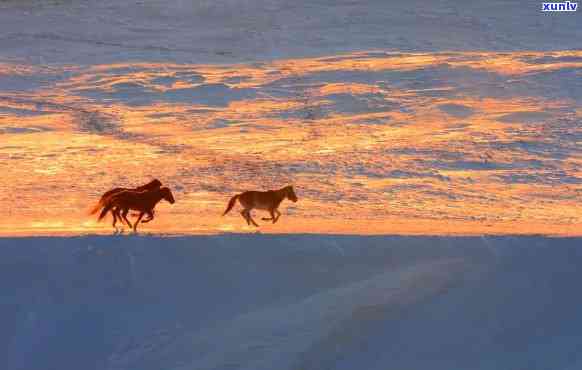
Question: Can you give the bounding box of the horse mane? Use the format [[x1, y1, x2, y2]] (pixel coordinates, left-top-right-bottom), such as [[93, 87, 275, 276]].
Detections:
[[136, 179, 162, 191], [283, 185, 294, 193], [112, 187, 159, 198]]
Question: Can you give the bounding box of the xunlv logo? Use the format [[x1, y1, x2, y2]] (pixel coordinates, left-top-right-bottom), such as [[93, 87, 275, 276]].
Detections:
[[542, 1, 578, 11]]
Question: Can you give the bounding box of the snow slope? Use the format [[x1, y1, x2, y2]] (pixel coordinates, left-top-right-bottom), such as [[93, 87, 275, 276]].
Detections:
[[1, 235, 581, 370], [0, 0, 580, 66]]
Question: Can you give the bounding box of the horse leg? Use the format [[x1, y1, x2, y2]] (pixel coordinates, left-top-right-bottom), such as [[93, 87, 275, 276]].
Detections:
[[247, 210, 259, 227], [117, 208, 127, 230], [111, 208, 126, 233], [133, 212, 144, 233], [261, 209, 274, 222], [116, 208, 126, 227], [122, 208, 132, 229], [114, 208, 124, 230], [241, 210, 250, 225], [141, 209, 154, 223], [112, 208, 118, 229], [268, 209, 276, 224], [274, 209, 281, 224], [273, 209, 281, 223]]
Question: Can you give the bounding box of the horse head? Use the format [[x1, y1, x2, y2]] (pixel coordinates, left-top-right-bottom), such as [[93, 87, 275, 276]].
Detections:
[[286, 185, 298, 203], [160, 187, 175, 204]]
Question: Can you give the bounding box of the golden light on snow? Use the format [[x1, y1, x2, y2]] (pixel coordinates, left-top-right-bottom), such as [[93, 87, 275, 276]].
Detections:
[[1, 50, 581, 236]]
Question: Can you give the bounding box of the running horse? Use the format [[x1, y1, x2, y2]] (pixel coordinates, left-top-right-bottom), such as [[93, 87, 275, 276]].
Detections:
[[97, 187, 175, 232], [222, 185, 298, 226], [89, 179, 162, 227]]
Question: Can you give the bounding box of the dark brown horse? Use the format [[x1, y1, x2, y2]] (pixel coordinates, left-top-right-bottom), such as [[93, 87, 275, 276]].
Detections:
[[222, 185, 298, 226], [90, 179, 162, 227], [98, 187, 175, 232]]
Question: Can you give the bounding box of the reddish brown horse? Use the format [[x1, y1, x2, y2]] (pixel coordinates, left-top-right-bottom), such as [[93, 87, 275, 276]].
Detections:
[[223, 185, 298, 226], [98, 187, 175, 232], [90, 179, 162, 227]]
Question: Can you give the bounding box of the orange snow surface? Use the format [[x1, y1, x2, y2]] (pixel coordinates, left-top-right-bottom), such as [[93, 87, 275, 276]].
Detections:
[[1, 51, 581, 236]]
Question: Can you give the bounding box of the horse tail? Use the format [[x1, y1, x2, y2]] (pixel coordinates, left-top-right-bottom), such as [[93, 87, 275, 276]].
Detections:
[[97, 202, 114, 222], [222, 194, 239, 216], [88, 199, 103, 215]]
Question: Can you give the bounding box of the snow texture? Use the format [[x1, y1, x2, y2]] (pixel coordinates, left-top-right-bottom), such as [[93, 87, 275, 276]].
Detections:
[[0, 0, 580, 66], [0, 235, 581, 370]]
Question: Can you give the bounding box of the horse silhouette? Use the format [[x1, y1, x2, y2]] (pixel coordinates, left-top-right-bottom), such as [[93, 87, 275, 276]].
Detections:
[[223, 185, 298, 226], [98, 187, 175, 232], [90, 179, 162, 226]]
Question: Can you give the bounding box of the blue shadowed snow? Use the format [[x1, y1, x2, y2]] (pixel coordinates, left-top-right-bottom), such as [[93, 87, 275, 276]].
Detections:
[[0, 235, 580, 370]]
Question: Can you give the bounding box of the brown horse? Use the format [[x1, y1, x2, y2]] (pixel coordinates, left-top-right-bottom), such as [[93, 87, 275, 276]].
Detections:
[[222, 185, 298, 226], [98, 187, 175, 232], [89, 179, 162, 227]]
